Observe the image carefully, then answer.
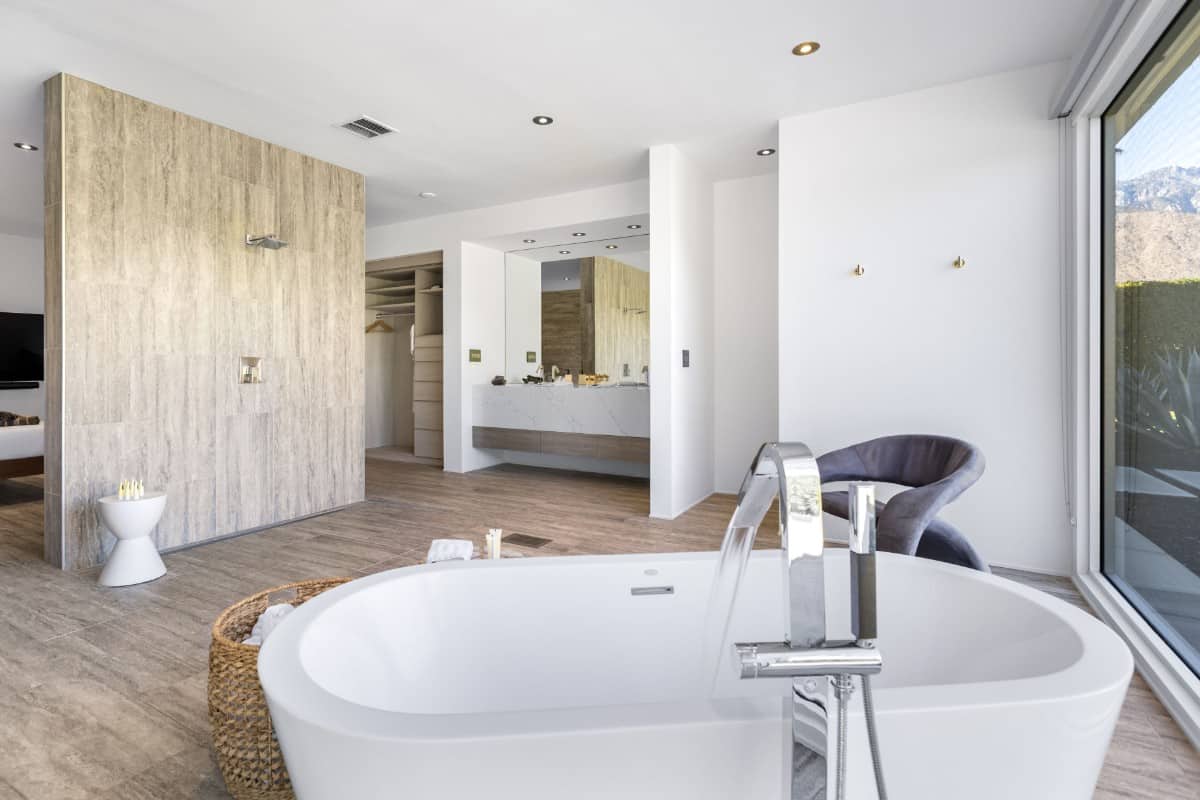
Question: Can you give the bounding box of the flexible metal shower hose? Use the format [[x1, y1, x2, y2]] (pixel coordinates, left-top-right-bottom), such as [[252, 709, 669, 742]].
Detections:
[[833, 674, 889, 800], [862, 674, 889, 800]]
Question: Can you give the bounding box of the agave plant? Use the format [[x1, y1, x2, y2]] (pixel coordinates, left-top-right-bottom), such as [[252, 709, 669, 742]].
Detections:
[[1117, 348, 1200, 449]]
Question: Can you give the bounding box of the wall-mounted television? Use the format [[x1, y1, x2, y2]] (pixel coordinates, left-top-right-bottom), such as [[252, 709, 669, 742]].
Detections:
[[0, 312, 44, 382]]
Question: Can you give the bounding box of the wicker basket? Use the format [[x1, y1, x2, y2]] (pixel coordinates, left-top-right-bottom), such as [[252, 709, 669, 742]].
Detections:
[[208, 577, 350, 800]]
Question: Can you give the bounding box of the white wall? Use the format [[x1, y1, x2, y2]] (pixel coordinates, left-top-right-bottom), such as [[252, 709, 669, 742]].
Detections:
[[0, 232, 45, 417], [503, 253, 542, 381], [713, 174, 779, 492], [777, 62, 1070, 574], [367, 180, 649, 472], [649, 145, 715, 517], [461, 241, 507, 467]]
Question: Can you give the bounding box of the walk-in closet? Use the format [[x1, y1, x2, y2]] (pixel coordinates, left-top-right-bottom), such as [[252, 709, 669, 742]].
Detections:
[[364, 251, 444, 464]]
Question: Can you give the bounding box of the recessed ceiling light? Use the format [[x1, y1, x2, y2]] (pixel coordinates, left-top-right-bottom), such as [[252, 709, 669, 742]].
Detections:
[[792, 41, 820, 56], [572, 232, 586, 237], [532, 115, 554, 126], [563, 277, 570, 281], [418, 191, 437, 199], [523, 238, 536, 244], [605, 244, 618, 249], [756, 148, 776, 157], [559, 250, 571, 255], [13, 142, 37, 151], [627, 224, 642, 230]]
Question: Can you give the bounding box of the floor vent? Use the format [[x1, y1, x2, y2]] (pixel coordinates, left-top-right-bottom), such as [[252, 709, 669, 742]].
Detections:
[[504, 533, 553, 549], [341, 116, 395, 139]]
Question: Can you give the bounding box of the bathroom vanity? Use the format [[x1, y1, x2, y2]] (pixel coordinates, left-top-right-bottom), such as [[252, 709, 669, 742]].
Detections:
[[473, 383, 649, 471]]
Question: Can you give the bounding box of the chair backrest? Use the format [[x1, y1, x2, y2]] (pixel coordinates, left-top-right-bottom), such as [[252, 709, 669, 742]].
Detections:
[[816, 434, 982, 489], [816, 435, 985, 556]]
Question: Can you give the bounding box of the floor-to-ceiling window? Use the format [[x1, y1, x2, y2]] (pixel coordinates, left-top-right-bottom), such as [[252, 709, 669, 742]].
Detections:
[[1103, 1, 1200, 675]]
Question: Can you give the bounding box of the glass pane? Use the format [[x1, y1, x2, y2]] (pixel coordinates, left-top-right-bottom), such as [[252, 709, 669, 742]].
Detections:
[[1104, 3, 1200, 674]]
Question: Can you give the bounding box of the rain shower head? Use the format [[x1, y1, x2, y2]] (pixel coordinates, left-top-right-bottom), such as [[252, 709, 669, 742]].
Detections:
[[245, 234, 288, 250]]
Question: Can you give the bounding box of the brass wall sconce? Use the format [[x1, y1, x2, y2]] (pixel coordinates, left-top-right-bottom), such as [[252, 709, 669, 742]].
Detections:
[[853, 264, 865, 277], [952, 256, 967, 269]]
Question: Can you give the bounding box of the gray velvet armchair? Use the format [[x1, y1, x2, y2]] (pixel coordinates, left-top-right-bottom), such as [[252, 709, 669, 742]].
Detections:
[[817, 435, 988, 571]]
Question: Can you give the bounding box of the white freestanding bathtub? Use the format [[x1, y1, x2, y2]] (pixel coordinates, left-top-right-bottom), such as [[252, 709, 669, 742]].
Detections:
[[260, 551, 1132, 799]]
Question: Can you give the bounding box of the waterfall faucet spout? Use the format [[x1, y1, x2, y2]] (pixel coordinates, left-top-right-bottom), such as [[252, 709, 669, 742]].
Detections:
[[730, 442, 828, 647], [722, 443, 883, 800]]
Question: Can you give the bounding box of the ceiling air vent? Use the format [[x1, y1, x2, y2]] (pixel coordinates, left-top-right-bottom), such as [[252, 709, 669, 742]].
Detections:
[[341, 116, 395, 139]]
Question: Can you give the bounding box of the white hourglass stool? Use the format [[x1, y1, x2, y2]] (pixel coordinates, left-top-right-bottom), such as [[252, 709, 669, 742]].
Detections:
[[97, 491, 168, 587]]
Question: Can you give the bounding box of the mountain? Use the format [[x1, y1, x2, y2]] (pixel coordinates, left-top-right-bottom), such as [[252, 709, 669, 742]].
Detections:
[[1115, 211, 1200, 282], [1115, 166, 1200, 282], [1116, 166, 1200, 212]]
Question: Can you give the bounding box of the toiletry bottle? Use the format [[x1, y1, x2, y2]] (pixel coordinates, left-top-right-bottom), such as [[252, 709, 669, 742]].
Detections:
[[487, 528, 503, 559]]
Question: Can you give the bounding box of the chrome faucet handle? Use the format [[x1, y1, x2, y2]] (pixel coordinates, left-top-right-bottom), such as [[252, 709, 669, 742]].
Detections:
[[848, 482, 878, 644], [734, 641, 882, 678]]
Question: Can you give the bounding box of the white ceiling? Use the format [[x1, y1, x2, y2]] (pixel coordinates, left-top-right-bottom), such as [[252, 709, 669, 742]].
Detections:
[[482, 214, 649, 255], [517, 236, 650, 266], [0, 0, 1107, 238], [504, 215, 650, 291]]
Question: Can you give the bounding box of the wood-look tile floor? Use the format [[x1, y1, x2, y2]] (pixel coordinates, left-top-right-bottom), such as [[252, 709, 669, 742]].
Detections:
[[0, 460, 1197, 798]]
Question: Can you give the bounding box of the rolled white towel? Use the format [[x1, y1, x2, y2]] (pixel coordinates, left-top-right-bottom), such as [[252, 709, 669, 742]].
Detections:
[[242, 603, 295, 646], [427, 538, 474, 564]]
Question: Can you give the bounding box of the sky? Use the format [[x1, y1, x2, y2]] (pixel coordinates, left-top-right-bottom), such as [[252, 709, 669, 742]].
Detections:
[[1116, 55, 1200, 181]]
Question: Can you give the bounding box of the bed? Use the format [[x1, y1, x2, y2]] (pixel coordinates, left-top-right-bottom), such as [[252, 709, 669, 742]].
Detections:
[[0, 422, 44, 479]]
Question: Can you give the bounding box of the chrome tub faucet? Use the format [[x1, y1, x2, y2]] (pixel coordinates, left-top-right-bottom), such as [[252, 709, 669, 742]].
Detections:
[[723, 443, 886, 800]]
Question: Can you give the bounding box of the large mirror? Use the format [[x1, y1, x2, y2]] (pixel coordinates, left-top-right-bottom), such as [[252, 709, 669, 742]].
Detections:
[[504, 235, 649, 385]]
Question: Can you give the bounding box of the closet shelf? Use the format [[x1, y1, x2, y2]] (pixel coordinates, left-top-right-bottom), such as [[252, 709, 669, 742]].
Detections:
[[369, 284, 416, 296], [368, 301, 416, 312], [418, 287, 443, 295], [366, 265, 428, 281]]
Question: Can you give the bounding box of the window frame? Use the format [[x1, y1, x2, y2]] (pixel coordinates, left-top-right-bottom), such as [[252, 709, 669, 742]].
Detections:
[[1067, 0, 1200, 750], [1099, 0, 1200, 676]]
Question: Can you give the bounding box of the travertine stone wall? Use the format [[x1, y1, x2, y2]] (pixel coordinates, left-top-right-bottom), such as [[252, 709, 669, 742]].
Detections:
[[592, 257, 649, 381], [43, 74, 365, 569]]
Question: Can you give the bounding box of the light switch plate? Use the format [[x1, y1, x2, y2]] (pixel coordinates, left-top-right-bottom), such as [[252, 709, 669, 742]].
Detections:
[[469, 348, 481, 363], [682, 349, 690, 368], [526, 351, 536, 363]]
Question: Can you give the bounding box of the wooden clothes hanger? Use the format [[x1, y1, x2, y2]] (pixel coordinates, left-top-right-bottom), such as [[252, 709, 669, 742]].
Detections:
[[364, 319, 395, 334]]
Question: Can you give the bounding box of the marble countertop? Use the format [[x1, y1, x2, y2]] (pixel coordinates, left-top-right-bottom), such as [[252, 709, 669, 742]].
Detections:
[[494, 382, 649, 389], [474, 383, 650, 437]]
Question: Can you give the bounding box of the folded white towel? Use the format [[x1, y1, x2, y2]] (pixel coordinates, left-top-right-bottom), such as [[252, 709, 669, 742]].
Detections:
[[427, 539, 474, 563], [242, 603, 295, 646]]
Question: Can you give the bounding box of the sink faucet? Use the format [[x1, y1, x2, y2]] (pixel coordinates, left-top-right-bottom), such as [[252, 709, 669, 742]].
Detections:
[[724, 442, 883, 800]]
